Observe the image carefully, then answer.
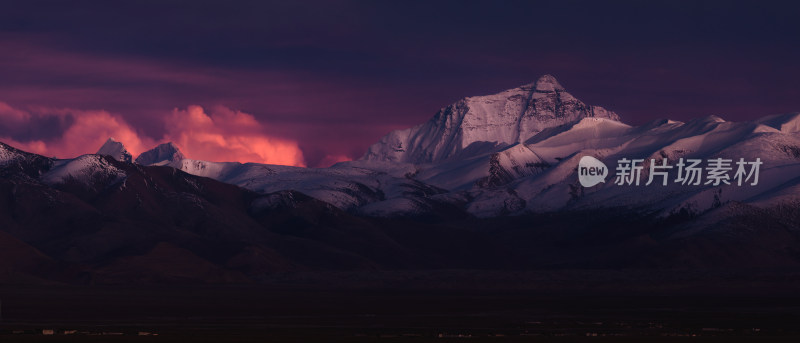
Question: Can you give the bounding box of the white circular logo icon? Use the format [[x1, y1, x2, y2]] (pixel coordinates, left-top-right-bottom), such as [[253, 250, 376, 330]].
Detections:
[[578, 156, 608, 187]]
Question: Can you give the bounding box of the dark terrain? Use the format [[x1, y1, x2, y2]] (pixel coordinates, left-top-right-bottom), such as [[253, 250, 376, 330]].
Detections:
[[1, 280, 800, 342], [1, 142, 799, 284], [1, 142, 800, 341]]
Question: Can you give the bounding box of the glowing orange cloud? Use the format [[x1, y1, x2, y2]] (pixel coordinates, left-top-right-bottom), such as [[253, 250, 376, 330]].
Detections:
[[0, 102, 306, 167], [0, 102, 30, 123], [0, 103, 154, 158], [164, 105, 305, 167], [58, 110, 155, 158]]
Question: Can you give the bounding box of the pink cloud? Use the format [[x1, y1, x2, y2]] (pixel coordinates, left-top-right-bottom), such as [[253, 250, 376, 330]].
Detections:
[[0, 39, 419, 167], [0, 103, 154, 158], [164, 105, 305, 167], [0, 136, 48, 156], [0, 101, 30, 123], [0, 102, 305, 167], [59, 110, 155, 158]]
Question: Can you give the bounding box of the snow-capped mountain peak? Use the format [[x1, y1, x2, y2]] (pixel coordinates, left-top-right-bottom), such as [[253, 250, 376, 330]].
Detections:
[[530, 74, 565, 92], [96, 137, 132, 163], [758, 112, 800, 133], [0, 141, 23, 165], [361, 75, 621, 164], [5, 77, 797, 222], [135, 142, 186, 166], [42, 154, 126, 187]]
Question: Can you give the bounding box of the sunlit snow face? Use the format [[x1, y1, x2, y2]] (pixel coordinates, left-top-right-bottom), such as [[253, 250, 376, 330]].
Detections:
[[578, 155, 608, 187]]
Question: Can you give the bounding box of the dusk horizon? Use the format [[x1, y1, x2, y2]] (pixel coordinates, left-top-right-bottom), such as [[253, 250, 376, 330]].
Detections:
[[2, 1, 799, 167], [4, 72, 798, 167], [2, 1, 800, 341]]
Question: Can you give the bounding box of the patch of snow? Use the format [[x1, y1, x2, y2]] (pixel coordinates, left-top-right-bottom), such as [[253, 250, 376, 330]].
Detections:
[[42, 154, 126, 186], [96, 138, 132, 163], [362, 75, 621, 164], [135, 142, 185, 166], [0, 143, 22, 166]]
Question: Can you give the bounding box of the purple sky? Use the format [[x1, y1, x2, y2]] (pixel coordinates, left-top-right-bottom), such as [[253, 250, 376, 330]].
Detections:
[[1, 1, 798, 166]]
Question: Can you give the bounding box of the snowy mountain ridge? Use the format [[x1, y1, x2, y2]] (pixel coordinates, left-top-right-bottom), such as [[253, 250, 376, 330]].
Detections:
[[11, 75, 800, 220], [135, 142, 185, 166], [96, 137, 132, 163], [362, 75, 620, 164]]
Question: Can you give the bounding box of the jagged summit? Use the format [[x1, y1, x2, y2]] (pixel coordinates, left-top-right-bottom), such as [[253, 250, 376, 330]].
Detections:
[[530, 74, 565, 92], [96, 137, 132, 163], [135, 142, 186, 166], [362, 75, 621, 164]]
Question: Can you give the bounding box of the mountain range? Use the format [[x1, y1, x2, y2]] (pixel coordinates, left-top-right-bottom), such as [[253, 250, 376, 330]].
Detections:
[[124, 75, 800, 218], [1, 75, 799, 283]]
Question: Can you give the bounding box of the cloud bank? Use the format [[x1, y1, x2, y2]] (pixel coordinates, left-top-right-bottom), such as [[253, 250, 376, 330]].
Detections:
[[165, 105, 305, 167], [0, 102, 305, 167]]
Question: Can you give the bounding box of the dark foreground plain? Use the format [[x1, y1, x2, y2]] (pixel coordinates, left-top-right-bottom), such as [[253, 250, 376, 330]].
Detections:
[[2, 141, 800, 342], [1, 270, 800, 342]]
